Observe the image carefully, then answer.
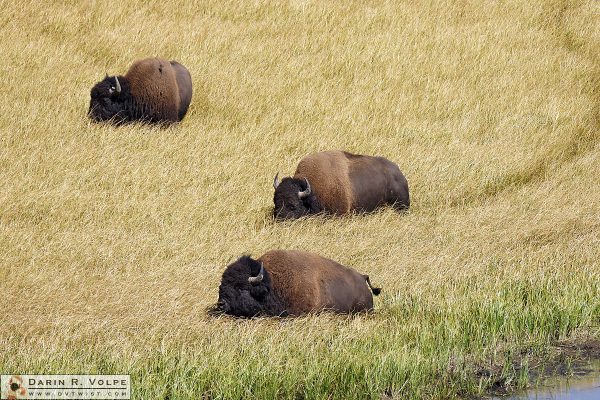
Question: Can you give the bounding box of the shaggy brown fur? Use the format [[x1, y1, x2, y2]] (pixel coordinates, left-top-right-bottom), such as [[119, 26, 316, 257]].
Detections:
[[294, 151, 354, 214], [126, 58, 182, 121], [258, 250, 378, 315]]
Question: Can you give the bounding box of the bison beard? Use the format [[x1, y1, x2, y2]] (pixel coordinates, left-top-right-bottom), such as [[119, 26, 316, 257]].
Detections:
[[215, 256, 288, 318]]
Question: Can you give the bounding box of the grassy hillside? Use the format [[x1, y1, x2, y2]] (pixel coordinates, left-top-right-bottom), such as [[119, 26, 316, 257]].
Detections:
[[1, 0, 599, 398]]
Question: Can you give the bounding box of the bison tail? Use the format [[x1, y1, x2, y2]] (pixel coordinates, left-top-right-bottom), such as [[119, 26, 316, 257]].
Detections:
[[364, 275, 381, 296]]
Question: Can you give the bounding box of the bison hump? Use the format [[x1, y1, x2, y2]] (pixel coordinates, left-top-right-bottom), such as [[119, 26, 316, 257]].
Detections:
[[294, 151, 353, 214], [125, 57, 180, 121]]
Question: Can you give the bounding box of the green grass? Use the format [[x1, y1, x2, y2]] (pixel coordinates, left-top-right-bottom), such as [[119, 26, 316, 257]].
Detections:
[[1, 0, 599, 398]]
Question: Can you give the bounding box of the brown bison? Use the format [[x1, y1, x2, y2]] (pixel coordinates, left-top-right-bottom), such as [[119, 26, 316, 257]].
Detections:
[[214, 250, 381, 317], [273, 151, 409, 219], [88, 57, 192, 124]]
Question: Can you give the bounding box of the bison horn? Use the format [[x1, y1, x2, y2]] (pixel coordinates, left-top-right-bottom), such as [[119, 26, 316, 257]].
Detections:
[[114, 76, 121, 94], [248, 263, 264, 284], [298, 178, 311, 199], [273, 173, 280, 190]]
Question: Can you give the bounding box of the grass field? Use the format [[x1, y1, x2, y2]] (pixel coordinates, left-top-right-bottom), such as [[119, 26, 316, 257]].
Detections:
[[1, 0, 599, 398]]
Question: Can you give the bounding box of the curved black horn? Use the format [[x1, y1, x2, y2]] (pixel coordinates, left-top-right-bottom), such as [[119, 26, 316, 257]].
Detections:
[[273, 173, 280, 190], [114, 76, 121, 94], [298, 178, 311, 199], [248, 263, 264, 284]]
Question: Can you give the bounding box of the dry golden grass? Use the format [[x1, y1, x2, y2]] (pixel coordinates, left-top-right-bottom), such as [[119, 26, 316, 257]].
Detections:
[[1, 0, 599, 398]]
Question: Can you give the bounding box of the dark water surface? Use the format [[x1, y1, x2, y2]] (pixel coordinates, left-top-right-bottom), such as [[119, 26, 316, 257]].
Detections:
[[500, 360, 600, 400]]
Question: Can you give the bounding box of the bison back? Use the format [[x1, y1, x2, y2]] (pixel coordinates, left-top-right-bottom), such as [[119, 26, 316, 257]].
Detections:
[[346, 153, 410, 212], [259, 250, 374, 315]]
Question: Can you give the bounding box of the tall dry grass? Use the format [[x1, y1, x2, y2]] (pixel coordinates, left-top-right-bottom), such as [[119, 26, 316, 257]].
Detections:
[[1, 0, 599, 398]]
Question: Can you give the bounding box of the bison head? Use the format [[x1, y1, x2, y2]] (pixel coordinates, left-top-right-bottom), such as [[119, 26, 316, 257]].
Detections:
[[273, 174, 322, 220], [88, 75, 129, 123], [216, 256, 287, 318]]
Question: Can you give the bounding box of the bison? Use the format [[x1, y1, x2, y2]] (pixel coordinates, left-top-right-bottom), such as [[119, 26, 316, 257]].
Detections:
[[214, 250, 381, 317], [88, 57, 192, 124], [273, 150, 409, 219]]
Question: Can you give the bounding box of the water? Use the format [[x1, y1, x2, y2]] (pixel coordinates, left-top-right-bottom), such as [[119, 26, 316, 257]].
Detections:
[[501, 360, 600, 400]]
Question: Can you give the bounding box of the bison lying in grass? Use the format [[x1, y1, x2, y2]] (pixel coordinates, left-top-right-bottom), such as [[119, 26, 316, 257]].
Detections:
[[214, 250, 381, 318], [88, 57, 192, 124], [273, 150, 410, 220]]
